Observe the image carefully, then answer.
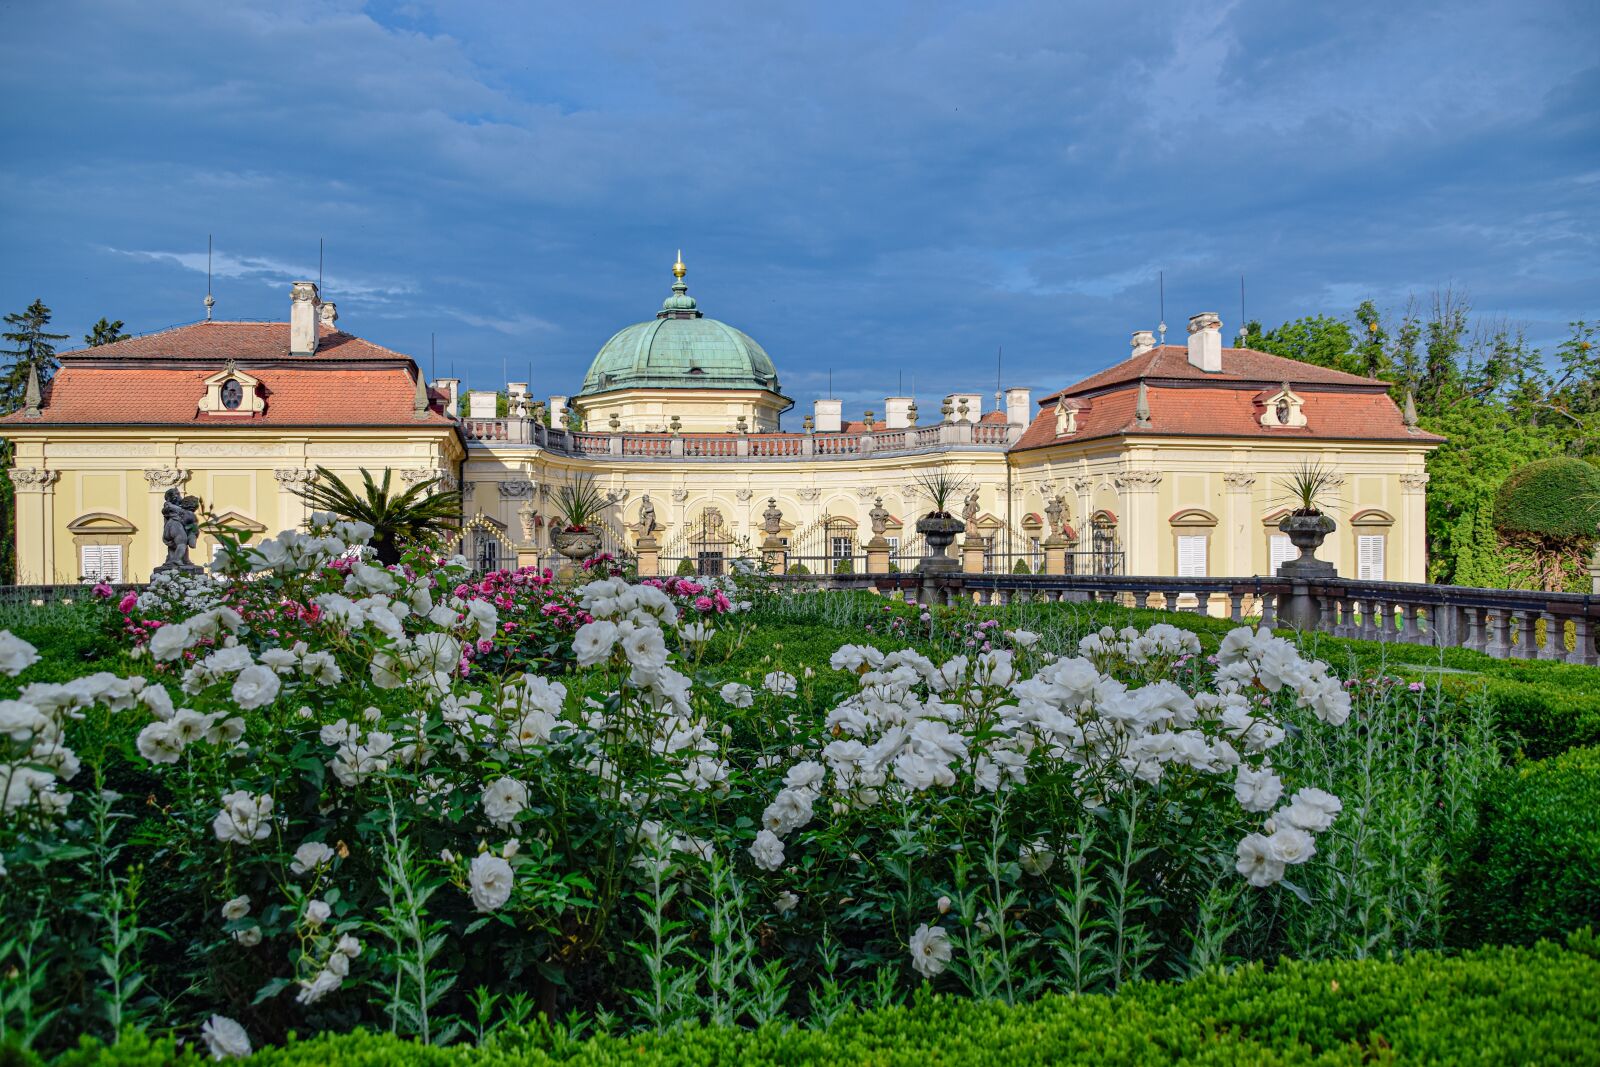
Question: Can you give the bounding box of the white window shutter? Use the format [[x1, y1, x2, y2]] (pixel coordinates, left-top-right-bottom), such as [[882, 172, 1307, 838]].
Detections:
[[1269, 534, 1294, 573], [80, 544, 123, 583], [1177, 534, 1207, 577], [1358, 535, 1385, 580]]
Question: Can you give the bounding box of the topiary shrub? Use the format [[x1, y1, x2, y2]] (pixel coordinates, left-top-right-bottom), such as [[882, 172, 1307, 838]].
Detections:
[[786, 563, 810, 575], [1492, 458, 1600, 590], [1494, 458, 1600, 538], [1012, 558, 1032, 574], [675, 557, 697, 576], [1453, 744, 1600, 947], [833, 558, 854, 575]]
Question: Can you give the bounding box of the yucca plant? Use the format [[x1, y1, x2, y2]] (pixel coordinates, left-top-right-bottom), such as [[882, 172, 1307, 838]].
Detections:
[[913, 469, 971, 518], [1276, 460, 1341, 517], [552, 474, 608, 532], [290, 466, 460, 565]]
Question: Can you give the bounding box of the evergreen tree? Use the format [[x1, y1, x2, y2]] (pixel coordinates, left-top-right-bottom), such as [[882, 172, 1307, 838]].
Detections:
[[0, 298, 67, 412], [84, 317, 129, 347]]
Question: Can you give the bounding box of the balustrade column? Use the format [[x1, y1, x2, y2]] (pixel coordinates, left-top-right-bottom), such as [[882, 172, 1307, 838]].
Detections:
[[1540, 614, 1567, 660], [1486, 610, 1510, 657], [1569, 616, 1596, 666], [1515, 611, 1538, 659]]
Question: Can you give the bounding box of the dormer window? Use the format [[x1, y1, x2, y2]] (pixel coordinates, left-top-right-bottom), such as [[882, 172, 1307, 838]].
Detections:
[[1259, 382, 1306, 429], [198, 361, 265, 416]]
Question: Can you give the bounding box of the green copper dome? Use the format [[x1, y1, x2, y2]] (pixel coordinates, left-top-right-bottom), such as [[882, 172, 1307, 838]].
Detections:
[[577, 260, 786, 398]]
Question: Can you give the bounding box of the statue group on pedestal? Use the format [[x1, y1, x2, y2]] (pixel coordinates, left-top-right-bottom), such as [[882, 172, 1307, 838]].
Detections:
[[157, 487, 203, 573]]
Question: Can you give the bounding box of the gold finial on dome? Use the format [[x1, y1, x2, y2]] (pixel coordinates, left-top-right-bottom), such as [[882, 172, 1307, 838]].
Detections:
[[673, 249, 686, 279]]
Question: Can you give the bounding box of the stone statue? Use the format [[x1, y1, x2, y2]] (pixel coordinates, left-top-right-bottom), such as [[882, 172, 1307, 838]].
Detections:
[[156, 487, 202, 573], [869, 496, 889, 537], [962, 489, 981, 538], [1044, 495, 1064, 540], [637, 495, 658, 538], [762, 497, 783, 536]]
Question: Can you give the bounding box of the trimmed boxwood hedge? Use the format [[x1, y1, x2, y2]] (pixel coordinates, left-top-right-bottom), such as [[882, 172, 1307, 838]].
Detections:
[[1454, 746, 1600, 947], [37, 940, 1600, 1066]]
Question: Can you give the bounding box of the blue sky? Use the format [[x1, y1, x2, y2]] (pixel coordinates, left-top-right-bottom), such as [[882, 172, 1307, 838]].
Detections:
[[2, 0, 1595, 422]]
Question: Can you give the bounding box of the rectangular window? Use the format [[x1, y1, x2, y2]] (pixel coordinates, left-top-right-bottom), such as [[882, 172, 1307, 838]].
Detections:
[[1269, 534, 1295, 574], [1358, 534, 1386, 580], [830, 536, 853, 559], [1176, 534, 1208, 577], [80, 544, 123, 583], [885, 536, 899, 553]]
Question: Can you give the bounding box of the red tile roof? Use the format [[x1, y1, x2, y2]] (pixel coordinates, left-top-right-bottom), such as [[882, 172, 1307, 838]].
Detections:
[[1, 365, 454, 427], [1042, 345, 1385, 402], [1013, 380, 1443, 451], [56, 321, 413, 364]]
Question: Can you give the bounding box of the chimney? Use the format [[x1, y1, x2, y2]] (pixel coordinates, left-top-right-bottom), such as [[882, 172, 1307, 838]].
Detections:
[[1131, 330, 1156, 358], [289, 281, 320, 356], [1186, 312, 1222, 372], [318, 301, 338, 331], [1004, 387, 1031, 426], [883, 397, 913, 429], [813, 398, 842, 432], [508, 381, 528, 401], [435, 377, 460, 416], [466, 390, 498, 418], [549, 395, 569, 426]]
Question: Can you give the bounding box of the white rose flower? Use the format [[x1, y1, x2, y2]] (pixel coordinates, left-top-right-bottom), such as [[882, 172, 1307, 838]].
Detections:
[[909, 923, 953, 978], [1019, 839, 1056, 876], [469, 854, 515, 912], [762, 671, 797, 697], [1266, 825, 1317, 865], [1280, 787, 1343, 832], [136, 721, 186, 764], [335, 934, 363, 958], [212, 790, 273, 845], [774, 891, 799, 914], [290, 841, 336, 875], [303, 898, 332, 927], [201, 1014, 251, 1060], [149, 622, 193, 662], [719, 682, 754, 708], [139, 684, 176, 721], [762, 789, 815, 836], [0, 631, 39, 676], [230, 666, 281, 711], [480, 777, 528, 828], [295, 968, 342, 1005], [0, 700, 47, 743], [572, 621, 619, 667], [1235, 832, 1286, 887], [748, 829, 785, 871], [233, 926, 262, 947], [259, 647, 300, 674], [220, 895, 252, 920], [1233, 766, 1284, 813]]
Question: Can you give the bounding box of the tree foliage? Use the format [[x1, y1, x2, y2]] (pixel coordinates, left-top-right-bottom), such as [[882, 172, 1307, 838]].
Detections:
[[288, 466, 461, 565], [0, 299, 69, 583], [84, 317, 129, 347]]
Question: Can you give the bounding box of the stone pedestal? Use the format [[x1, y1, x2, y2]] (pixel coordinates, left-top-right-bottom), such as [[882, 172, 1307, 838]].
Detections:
[[636, 537, 659, 578], [962, 537, 987, 574], [762, 536, 787, 575], [1042, 535, 1067, 576], [516, 547, 541, 571], [865, 536, 891, 575]]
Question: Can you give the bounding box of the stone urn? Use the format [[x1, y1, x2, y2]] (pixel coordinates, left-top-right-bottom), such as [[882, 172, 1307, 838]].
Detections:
[[551, 526, 602, 563], [1276, 512, 1337, 579], [915, 514, 964, 573]]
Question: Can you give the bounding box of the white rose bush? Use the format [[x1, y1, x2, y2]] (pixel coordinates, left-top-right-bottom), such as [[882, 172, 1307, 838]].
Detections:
[[0, 514, 1502, 1056]]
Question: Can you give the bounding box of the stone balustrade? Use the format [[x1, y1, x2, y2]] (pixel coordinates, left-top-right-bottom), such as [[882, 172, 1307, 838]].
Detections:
[[763, 571, 1600, 665], [458, 417, 1019, 459]]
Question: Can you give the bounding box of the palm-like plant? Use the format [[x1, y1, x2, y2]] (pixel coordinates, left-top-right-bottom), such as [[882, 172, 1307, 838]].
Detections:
[[552, 474, 608, 532], [913, 469, 971, 517], [1276, 460, 1341, 517], [290, 466, 460, 565]]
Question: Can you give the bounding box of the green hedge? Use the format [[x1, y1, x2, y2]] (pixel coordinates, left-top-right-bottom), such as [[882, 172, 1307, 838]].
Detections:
[[39, 940, 1600, 1065], [1455, 746, 1600, 947]]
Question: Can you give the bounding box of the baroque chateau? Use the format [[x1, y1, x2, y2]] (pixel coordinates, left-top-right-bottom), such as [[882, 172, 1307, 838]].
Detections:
[[1, 259, 1441, 585]]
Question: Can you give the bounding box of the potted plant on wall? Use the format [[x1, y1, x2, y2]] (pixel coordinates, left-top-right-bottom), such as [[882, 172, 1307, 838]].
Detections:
[[550, 475, 607, 563], [913, 469, 970, 572], [1276, 461, 1340, 576]]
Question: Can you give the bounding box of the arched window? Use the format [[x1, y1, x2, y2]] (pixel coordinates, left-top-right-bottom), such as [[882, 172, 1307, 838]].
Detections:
[[1089, 510, 1121, 575], [1169, 509, 1219, 578]]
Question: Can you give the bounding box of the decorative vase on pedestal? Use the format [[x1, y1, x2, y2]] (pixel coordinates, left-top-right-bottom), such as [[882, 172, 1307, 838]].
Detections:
[[915, 515, 963, 574], [1276, 512, 1337, 629], [551, 527, 602, 577]]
